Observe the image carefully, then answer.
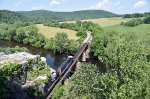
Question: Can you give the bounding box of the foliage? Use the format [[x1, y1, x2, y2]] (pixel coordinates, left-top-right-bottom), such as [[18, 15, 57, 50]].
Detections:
[[50, 21, 150, 98], [26, 60, 50, 98], [43, 21, 103, 53], [0, 10, 31, 24], [104, 24, 150, 39], [0, 57, 50, 98], [0, 63, 22, 98], [121, 19, 143, 27], [143, 16, 150, 24], [121, 16, 150, 27], [52, 83, 64, 99], [44, 21, 102, 41], [60, 63, 104, 99], [90, 29, 150, 98], [44, 21, 91, 31], [25, 60, 51, 97], [67, 39, 80, 54], [142, 33, 150, 62], [15, 27, 27, 42], [54, 32, 69, 53], [0, 23, 79, 54], [0, 9, 118, 24], [27, 60, 50, 80], [76, 30, 87, 38], [25, 86, 43, 98], [123, 12, 150, 18], [44, 32, 79, 54], [60, 31, 150, 98], [17, 10, 118, 22], [44, 38, 57, 53]]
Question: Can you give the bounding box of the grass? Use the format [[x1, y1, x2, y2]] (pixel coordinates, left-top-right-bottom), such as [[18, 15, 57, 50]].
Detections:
[[104, 24, 150, 39], [37, 18, 149, 40], [36, 24, 79, 40], [66, 17, 132, 27]]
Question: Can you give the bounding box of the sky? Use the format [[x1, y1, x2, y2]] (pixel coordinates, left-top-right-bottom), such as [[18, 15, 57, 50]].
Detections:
[[0, 0, 149, 14]]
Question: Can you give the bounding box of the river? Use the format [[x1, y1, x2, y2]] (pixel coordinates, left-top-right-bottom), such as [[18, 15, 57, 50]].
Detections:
[[0, 40, 106, 71]]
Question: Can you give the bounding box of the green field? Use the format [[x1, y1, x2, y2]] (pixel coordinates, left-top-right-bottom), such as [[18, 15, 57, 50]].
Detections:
[[66, 17, 132, 27], [37, 17, 150, 40], [36, 24, 79, 40], [104, 24, 150, 39], [67, 16, 150, 39]]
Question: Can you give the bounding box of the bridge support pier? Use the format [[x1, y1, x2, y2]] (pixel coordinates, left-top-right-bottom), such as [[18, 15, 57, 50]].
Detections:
[[82, 46, 90, 62], [85, 47, 90, 59], [82, 51, 86, 62], [76, 60, 81, 67]]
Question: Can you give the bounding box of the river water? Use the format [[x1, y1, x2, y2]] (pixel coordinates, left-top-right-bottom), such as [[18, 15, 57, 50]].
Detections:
[[0, 40, 105, 71]]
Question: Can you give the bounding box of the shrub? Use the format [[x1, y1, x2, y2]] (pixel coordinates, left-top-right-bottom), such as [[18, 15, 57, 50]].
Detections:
[[52, 83, 64, 99], [123, 19, 143, 27], [76, 30, 87, 38], [143, 16, 150, 24]]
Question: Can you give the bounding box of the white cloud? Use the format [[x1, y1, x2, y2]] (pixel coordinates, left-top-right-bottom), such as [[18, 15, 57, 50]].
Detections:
[[133, 0, 147, 8], [50, 0, 61, 5], [90, 0, 111, 9], [89, 0, 125, 10]]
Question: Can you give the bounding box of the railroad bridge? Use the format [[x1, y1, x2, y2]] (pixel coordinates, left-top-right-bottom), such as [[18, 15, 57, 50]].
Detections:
[[46, 31, 92, 99]]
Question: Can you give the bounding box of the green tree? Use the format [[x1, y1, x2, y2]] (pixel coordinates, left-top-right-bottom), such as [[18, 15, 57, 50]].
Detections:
[[55, 32, 69, 53], [61, 33, 150, 98], [67, 40, 79, 53], [76, 30, 87, 38], [123, 19, 143, 27], [44, 38, 57, 53], [90, 31, 150, 98], [8, 26, 16, 40], [52, 83, 64, 99], [14, 27, 26, 42], [26, 25, 38, 37], [143, 16, 150, 24], [61, 63, 113, 99]]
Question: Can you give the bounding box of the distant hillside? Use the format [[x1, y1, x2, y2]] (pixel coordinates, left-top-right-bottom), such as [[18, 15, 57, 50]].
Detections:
[[0, 10, 30, 23], [17, 10, 118, 22], [0, 10, 118, 23]]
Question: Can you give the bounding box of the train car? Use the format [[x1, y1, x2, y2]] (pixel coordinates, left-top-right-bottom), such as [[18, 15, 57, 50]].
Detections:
[[57, 56, 73, 76]]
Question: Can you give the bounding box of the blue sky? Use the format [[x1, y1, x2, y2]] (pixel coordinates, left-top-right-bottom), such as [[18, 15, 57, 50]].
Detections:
[[0, 0, 149, 14]]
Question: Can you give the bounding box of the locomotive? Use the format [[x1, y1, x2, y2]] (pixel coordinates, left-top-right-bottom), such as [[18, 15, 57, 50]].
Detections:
[[57, 56, 73, 75], [51, 56, 73, 81]]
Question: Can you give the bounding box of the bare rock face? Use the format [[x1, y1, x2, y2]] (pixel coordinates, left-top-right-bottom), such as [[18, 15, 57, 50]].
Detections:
[[22, 81, 35, 89], [36, 75, 47, 80], [1, 53, 49, 98]]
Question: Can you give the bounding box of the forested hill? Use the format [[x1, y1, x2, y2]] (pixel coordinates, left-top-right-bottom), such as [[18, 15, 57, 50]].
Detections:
[[0, 10, 118, 23], [0, 10, 30, 23], [17, 10, 118, 21]]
